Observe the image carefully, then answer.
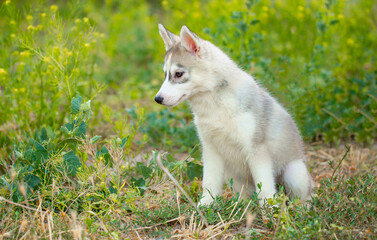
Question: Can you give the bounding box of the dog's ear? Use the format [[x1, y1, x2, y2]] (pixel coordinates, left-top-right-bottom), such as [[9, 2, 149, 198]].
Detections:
[[159, 24, 179, 51], [180, 26, 201, 56]]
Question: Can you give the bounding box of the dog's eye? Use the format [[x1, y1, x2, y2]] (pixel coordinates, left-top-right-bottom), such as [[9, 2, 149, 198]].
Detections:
[[175, 72, 184, 78]]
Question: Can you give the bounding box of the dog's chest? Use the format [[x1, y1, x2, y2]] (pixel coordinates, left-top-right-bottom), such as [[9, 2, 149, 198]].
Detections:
[[195, 109, 256, 161]]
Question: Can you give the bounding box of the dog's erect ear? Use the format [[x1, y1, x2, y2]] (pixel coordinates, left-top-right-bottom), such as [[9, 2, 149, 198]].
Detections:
[[180, 26, 201, 56], [159, 24, 179, 51]]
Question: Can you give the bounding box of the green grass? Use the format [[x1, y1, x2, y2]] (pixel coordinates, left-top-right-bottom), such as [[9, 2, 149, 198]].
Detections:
[[0, 0, 377, 239], [1, 131, 376, 238], [0, 94, 376, 239]]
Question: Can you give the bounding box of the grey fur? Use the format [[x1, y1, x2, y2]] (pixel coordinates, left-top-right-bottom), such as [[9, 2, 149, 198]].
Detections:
[[215, 78, 229, 91]]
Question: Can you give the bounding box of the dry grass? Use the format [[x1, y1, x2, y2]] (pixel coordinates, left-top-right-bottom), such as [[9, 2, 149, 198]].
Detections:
[[306, 143, 376, 184], [119, 143, 377, 239], [1, 143, 376, 239]]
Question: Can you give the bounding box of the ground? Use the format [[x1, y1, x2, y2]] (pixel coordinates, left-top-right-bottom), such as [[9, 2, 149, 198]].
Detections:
[[2, 143, 375, 239]]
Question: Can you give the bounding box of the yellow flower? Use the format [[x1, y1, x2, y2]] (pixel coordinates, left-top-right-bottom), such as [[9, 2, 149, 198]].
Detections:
[[13, 88, 19, 93], [298, 12, 304, 19], [262, 6, 269, 12], [193, 12, 200, 19], [298, 6, 304, 11], [261, 12, 269, 19], [75, 18, 81, 24], [26, 15, 33, 21], [41, 13, 46, 18], [338, 14, 344, 20], [20, 88, 25, 93], [52, 46, 60, 53], [0, 68, 8, 75], [27, 25, 35, 30], [20, 51, 30, 57], [63, 48, 72, 56], [5, 0, 11, 5], [83, 17, 89, 23], [347, 38, 354, 46], [10, 20, 16, 25], [10, 34, 15, 38], [162, 0, 168, 6], [50, 5, 58, 12], [84, 43, 90, 48]]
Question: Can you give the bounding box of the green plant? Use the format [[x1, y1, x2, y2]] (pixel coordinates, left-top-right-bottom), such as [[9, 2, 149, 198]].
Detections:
[[1, 95, 88, 201], [0, 0, 104, 163], [140, 108, 199, 152]]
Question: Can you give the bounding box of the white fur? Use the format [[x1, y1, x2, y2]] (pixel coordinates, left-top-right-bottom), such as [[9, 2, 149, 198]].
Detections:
[[156, 25, 313, 206]]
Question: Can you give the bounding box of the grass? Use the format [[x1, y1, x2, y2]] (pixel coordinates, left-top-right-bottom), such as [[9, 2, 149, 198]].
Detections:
[[0, 143, 376, 239], [1, 0, 377, 239]]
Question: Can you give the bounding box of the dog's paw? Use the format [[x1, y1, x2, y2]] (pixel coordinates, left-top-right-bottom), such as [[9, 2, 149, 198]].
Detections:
[[197, 195, 214, 207]]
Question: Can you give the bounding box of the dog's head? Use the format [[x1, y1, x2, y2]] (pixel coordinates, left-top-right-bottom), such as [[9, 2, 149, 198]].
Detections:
[[155, 24, 211, 107]]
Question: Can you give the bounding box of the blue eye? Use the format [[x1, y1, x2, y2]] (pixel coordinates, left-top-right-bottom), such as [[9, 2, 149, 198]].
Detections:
[[175, 72, 184, 78]]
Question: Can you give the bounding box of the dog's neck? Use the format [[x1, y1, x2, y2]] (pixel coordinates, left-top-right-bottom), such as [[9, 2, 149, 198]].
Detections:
[[188, 91, 218, 117], [188, 72, 253, 118]]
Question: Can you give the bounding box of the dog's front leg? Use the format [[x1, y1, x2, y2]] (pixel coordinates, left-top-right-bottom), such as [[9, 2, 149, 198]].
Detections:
[[248, 145, 277, 206], [198, 143, 224, 207]]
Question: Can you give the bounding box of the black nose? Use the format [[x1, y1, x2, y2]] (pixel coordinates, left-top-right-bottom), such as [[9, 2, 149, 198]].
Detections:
[[155, 96, 164, 104]]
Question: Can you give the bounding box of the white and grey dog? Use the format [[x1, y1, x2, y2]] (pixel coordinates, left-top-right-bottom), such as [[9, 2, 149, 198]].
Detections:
[[155, 24, 313, 206]]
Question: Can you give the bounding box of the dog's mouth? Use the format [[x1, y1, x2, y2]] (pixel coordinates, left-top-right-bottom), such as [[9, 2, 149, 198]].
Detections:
[[177, 94, 187, 103], [166, 94, 187, 107]]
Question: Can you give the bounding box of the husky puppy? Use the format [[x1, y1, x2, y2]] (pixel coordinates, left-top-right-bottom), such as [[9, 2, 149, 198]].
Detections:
[[155, 24, 313, 206]]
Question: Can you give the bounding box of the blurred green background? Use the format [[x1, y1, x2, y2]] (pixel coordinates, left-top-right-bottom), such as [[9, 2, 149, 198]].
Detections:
[[1, 0, 376, 162], [0, 1, 376, 238]]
